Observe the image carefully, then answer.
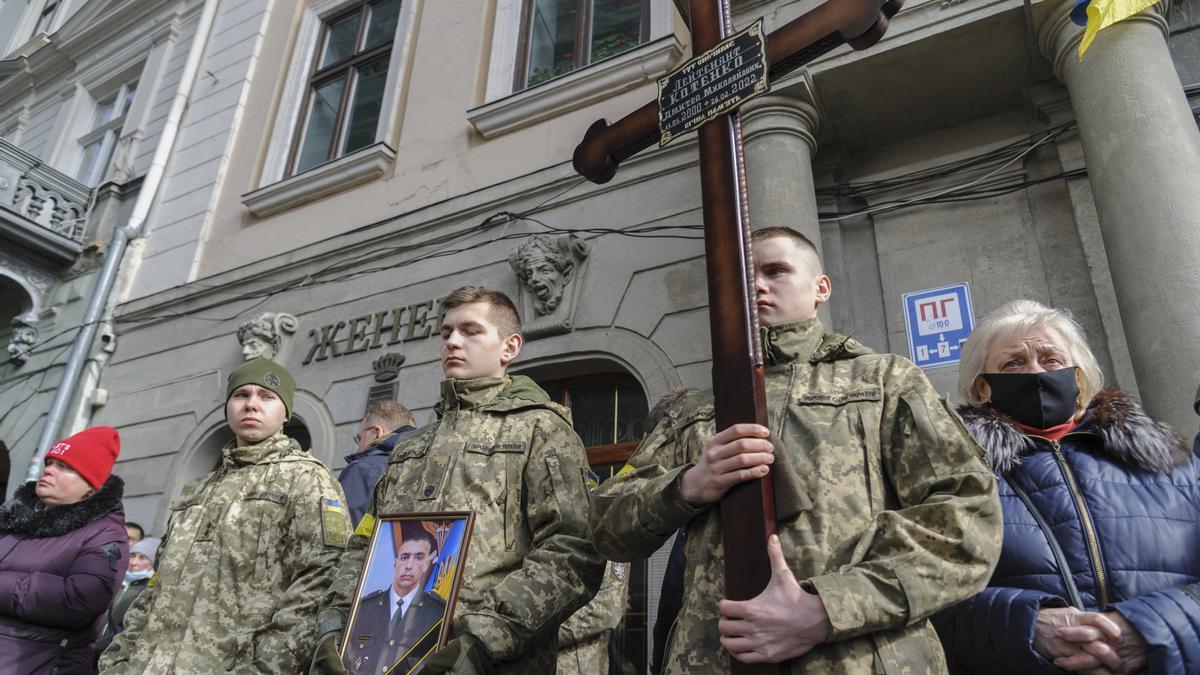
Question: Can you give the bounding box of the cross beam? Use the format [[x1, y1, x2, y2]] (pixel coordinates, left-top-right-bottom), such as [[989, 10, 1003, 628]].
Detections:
[[573, 0, 902, 184], [572, 1, 902, 672]]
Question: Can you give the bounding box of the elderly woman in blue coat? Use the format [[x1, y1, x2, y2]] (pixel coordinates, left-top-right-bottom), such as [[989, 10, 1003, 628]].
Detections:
[[933, 300, 1200, 675]]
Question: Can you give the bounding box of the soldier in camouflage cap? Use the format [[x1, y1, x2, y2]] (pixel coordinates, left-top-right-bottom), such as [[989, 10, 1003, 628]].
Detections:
[[313, 286, 604, 674], [590, 227, 1003, 674], [225, 356, 297, 419], [100, 357, 350, 673]]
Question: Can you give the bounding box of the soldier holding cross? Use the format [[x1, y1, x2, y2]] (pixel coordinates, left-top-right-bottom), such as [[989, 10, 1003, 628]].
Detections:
[[589, 227, 1003, 673]]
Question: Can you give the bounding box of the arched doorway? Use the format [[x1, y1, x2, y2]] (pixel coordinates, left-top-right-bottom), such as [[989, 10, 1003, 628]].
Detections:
[[181, 416, 315, 488], [0, 275, 34, 365]]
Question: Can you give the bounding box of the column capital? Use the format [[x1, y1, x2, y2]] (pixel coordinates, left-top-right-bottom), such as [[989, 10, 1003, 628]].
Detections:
[[1037, 0, 1168, 83], [740, 92, 820, 153]]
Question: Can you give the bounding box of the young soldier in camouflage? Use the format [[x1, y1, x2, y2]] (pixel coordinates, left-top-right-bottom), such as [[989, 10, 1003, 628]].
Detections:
[[100, 358, 351, 673], [313, 286, 604, 674], [589, 228, 1003, 674]]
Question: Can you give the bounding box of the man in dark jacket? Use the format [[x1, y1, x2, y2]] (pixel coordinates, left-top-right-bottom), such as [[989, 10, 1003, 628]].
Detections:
[[339, 401, 417, 525]]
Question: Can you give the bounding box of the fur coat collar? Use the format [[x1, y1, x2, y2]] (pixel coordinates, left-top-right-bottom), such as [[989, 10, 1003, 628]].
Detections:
[[0, 474, 124, 538], [959, 389, 1190, 475]]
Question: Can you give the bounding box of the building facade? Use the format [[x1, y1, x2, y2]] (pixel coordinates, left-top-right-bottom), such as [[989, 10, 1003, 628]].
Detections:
[[2, 0, 1200, 670]]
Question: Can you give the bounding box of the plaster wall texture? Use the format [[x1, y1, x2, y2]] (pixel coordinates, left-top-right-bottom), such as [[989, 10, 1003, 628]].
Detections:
[[814, 99, 1148, 404], [188, 0, 1038, 283], [127, 0, 272, 297]]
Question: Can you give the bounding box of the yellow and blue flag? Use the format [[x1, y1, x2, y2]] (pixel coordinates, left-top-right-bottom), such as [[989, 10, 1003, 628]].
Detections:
[[1072, 0, 1159, 58]]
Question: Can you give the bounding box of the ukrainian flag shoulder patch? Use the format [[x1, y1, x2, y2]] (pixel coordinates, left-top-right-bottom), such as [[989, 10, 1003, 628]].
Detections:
[[321, 498, 349, 548]]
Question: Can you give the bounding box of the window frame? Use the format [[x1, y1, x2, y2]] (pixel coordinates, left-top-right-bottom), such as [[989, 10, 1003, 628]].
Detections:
[[513, 0, 652, 92], [287, 0, 398, 177], [73, 80, 137, 187], [467, 0, 681, 139], [250, 0, 418, 206]]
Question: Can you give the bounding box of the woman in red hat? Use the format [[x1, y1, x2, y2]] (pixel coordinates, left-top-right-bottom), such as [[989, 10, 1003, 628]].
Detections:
[[0, 426, 129, 674]]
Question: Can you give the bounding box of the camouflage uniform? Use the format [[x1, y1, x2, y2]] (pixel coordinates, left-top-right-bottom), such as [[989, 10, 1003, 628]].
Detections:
[[590, 319, 1002, 674], [321, 375, 604, 674], [100, 431, 350, 673], [557, 560, 632, 675]]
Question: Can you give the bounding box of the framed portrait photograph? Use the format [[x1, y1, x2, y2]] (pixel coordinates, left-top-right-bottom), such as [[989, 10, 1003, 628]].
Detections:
[[341, 511, 476, 675]]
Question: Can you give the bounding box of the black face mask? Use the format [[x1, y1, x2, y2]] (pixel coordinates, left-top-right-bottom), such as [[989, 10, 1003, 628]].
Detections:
[[981, 367, 1079, 429]]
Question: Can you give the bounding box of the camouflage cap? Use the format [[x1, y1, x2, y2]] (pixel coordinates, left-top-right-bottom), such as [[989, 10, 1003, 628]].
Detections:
[[227, 358, 296, 420]]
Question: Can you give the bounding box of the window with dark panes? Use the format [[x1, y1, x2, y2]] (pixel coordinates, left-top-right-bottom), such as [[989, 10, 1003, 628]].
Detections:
[[290, 0, 402, 176], [540, 374, 649, 672], [517, 0, 650, 90], [542, 376, 648, 466]]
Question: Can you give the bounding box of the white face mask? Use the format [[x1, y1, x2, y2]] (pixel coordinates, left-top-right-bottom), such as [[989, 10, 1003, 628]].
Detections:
[[125, 568, 153, 582]]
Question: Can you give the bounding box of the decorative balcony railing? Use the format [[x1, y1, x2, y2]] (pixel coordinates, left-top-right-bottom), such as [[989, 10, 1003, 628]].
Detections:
[[0, 138, 92, 243]]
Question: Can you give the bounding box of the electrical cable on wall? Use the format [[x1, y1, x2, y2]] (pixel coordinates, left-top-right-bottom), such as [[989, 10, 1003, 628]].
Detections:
[[8, 123, 1087, 359]]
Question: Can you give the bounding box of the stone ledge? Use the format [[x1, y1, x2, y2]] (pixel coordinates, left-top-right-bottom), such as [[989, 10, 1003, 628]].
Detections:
[[241, 142, 396, 218], [467, 34, 685, 140]]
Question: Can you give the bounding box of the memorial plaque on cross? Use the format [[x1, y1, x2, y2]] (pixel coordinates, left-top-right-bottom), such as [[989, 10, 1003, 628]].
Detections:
[[573, 1, 901, 672]]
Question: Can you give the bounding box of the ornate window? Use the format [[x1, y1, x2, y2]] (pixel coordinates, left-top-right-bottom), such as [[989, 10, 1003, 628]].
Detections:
[[75, 80, 138, 186], [516, 0, 650, 90], [289, 0, 403, 176]]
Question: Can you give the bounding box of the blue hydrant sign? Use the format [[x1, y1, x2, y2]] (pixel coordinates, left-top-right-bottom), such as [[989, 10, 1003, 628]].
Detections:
[[902, 283, 975, 369]]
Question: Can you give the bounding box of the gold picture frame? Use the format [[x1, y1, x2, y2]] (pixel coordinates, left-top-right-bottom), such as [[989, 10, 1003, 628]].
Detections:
[[340, 511, 476, 675]]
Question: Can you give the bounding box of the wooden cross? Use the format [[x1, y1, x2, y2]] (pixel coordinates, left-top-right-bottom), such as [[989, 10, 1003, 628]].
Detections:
[[574, 1, 900, 672]]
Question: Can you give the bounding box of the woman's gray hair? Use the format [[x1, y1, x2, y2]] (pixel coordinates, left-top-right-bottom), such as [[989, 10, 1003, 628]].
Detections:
[[958, 299, 1103, 411]]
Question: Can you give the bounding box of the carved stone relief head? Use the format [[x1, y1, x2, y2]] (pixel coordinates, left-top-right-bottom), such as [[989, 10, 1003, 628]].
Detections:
[[508, 234, 589, 316], [7, 320, 37, 366], [235, 312, 298, 361]]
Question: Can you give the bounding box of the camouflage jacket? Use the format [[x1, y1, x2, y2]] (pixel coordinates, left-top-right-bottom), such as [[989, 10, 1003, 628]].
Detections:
[[556, 559, 632, 675], [590, 319, 1002, 674], [100, 432, 350, 674], [321, 375, 604, 674]]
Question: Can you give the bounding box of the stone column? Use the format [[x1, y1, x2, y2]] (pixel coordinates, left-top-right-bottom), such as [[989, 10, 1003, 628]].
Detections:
[[740, 94, 821, 240], [740, 93, 831, 324], [1040, 1, 1200, 433]]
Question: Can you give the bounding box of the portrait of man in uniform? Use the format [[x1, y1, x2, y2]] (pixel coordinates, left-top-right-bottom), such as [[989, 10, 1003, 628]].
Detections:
[[342, 516, 473, 674]]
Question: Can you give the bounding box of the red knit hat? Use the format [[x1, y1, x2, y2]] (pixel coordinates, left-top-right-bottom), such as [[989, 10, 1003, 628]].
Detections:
[[46, 426, 120, 489]]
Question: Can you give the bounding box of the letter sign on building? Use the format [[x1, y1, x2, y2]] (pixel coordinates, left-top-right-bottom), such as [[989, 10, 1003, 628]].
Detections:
[[902, 283, 975, 369]]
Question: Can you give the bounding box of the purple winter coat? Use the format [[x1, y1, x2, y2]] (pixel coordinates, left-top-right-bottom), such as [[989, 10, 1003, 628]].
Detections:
[[0, 475, 128, 674]]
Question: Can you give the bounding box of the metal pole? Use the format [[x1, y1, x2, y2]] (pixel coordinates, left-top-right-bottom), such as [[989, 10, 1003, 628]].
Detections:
[[27, 0, 223, 481]]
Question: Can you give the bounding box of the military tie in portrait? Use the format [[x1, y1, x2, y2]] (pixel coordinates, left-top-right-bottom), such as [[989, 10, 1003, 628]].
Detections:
[[346, 529, 446, 674]]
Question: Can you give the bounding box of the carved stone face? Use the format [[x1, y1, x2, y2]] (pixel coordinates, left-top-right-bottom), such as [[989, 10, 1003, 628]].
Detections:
[[7, 324, 37, 365], [522, 253, 569, 315], [240, 335, 271, 360], [235, 313, 296, 361], [509, 234, 588, 320]]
